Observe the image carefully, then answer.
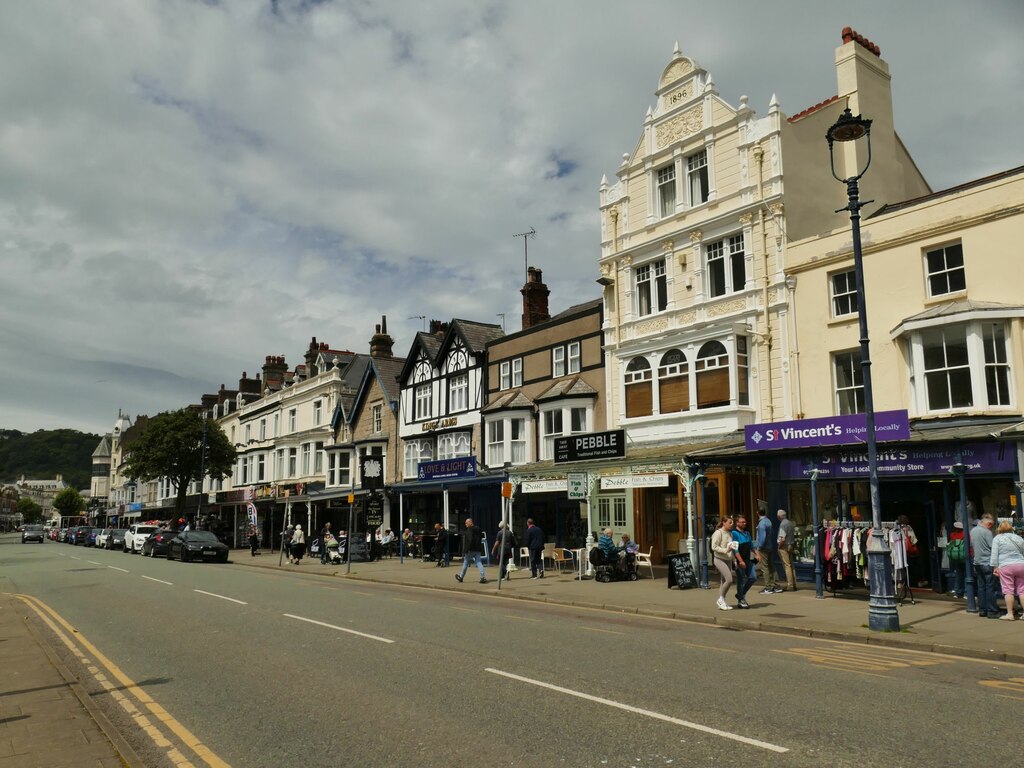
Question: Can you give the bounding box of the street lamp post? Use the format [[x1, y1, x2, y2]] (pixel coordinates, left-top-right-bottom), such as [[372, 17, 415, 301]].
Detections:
[[950, 454, 977, 613], [808, 460, 824, 599], [826, 107, 899, 632], [196, 411, 208, 528]]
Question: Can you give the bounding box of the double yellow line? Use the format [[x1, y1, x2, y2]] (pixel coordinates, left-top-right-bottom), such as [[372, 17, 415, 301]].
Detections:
[[12, 593, 231, 768]]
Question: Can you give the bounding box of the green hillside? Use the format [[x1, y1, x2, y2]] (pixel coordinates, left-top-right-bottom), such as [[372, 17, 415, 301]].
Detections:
[[0, 429, 101, 491]]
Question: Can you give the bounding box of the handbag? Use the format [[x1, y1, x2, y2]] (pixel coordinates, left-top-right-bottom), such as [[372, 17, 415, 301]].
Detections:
[[904, 532, 919, 556]]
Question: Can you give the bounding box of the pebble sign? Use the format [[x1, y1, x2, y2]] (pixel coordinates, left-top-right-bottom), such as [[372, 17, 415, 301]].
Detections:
[[554, 429, 626, 463]]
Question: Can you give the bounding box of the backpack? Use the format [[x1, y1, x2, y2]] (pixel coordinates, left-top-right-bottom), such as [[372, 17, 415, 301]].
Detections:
[[947, 537, 965, 563]]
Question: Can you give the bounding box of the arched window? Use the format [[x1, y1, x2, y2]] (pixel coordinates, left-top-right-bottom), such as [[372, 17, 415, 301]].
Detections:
[[696, 341, 730, 409], [414, 354, 432, 383], [658, 349, 689, 413], [624, 357, 653, 418]]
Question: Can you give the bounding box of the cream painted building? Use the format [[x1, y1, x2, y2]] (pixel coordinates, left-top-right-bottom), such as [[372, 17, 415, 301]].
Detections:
[[596, 29, 930, 559], [782, 167, 1024, 546]]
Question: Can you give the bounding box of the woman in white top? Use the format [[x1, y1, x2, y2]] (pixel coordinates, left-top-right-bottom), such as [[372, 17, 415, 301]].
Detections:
[[710, 517, 737, 611], [991, 521, 1024, 620], [290, 524, 307, 564]]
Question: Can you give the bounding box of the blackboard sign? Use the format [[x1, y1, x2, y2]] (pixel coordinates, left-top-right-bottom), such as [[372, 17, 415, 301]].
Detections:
[[667, 553, 697, 590], [365, 494, 384, 528]]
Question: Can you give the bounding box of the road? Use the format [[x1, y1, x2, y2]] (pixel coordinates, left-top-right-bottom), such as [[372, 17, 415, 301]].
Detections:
[[2, 536, 1020, 767]]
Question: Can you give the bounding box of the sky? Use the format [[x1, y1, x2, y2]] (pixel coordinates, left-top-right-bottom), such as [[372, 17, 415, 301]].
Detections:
[[2, 0, 1022, 437]]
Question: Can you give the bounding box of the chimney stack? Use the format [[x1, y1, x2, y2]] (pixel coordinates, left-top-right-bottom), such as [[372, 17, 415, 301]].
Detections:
[[369, 315, 395, 358], [304, 336, 320, 377], [261, 355, 288, 394], [429, 319, 449, 336], [238, 370, 261, 395], [521, 266, 551, 329]]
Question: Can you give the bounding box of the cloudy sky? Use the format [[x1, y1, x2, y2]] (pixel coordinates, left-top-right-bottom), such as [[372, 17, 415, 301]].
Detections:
[[2, 0, 1021, 436]]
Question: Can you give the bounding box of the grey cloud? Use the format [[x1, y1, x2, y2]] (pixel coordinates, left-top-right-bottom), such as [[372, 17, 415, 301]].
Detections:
[[0, 0, 1020, 433]]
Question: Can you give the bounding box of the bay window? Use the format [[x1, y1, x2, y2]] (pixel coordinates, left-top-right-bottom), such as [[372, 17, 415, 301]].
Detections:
[[905, 320, 1013, 413], [404, 439, 434, 478]]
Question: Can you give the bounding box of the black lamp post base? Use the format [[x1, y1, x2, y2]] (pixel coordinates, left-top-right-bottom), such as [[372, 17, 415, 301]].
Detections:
[[866, 535, 900, 632]]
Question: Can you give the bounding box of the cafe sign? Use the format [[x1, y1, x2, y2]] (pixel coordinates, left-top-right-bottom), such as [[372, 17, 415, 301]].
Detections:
[[554, 429, 626, 463], [600, 473, 669, 490], [522, 479, 567, 493]]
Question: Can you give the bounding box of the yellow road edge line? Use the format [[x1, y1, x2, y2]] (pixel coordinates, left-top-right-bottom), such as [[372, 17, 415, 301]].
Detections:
[[12, 594, 195, 767], [15, 593, 231, 768]]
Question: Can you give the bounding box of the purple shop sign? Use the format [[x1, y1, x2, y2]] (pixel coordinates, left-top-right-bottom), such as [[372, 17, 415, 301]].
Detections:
[[744, 410, 910, 451], [780, 442, 1016, 481]]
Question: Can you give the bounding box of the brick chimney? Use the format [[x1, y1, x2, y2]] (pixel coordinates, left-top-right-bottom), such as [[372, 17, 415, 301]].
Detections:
[[521, 266, 551, 329], [369, 315, 395, 358], [428, 319, 449, 337], [261, 356, 288, 394], [304, 337, 319, 377], [238, 371, 261, 395]]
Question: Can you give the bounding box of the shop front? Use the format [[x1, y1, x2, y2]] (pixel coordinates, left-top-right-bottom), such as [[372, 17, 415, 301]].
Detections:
[[695, 416, 1024, 591], [391, 457, 506, 557], [511, 433, 749, 564]]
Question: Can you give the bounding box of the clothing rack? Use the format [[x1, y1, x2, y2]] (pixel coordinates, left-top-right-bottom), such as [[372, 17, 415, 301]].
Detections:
[[820, 521, 898, 600]]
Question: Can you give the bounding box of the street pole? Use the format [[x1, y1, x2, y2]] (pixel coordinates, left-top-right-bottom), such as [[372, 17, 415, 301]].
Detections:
[[951, 454, 977, 613], [346, 497, 354, 575], [196, 413, 208, 529], [697, 473, 709, 589], [809, 462, 824, 599], [827, 107, 898, 632]]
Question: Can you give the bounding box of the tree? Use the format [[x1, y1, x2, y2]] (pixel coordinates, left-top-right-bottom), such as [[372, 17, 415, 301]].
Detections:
[[52, 487, 85, 521], [16, 497, 43, 524], [124, 409, 236, 517]]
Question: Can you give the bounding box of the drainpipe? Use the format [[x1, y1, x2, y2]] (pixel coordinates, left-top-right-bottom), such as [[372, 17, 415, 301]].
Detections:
[[753, 145, 774, 421], [786, 274, 804, 418]]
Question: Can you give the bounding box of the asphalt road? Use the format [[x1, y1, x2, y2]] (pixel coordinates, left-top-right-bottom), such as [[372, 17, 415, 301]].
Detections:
[[2, 535, 1020, 768]]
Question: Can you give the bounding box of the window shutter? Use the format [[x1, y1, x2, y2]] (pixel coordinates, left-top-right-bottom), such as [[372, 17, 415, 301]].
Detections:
[[625, 382, 653, 417]]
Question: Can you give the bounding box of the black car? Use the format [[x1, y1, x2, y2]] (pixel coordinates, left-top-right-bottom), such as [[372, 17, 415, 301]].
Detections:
[[105, 529, 127, 550], [167, 531, 229, 563], [141, 529, 176, 557], [21, 525, 45, 543], [70, 526, 93, 545]]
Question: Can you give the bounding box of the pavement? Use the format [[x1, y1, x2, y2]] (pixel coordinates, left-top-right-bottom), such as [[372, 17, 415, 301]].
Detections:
[[5, 541, 1021, 767], [239, 546, 1024, 664], [0, 592, 134, 767]]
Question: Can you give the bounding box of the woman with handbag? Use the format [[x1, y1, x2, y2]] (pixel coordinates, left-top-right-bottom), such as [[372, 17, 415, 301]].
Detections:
[[710, 517, 738, 611]]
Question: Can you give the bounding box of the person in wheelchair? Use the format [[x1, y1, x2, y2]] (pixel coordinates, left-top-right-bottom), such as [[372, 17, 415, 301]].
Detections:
[[592, 529, 638, 581]]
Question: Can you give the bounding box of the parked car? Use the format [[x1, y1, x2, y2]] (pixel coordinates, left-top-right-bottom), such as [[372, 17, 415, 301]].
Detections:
[[48, 527, 59, 540], [105, 529, 127, 550], [69, 526, 93, 545], [85, 528, 103, 547], [123, 524, 160, 554], [141, 529, 176, 558], [21, 525, 45, 543], [57, 528, 69, 542], [167, 531, 229, 563], [95, 528, 111, 548]]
